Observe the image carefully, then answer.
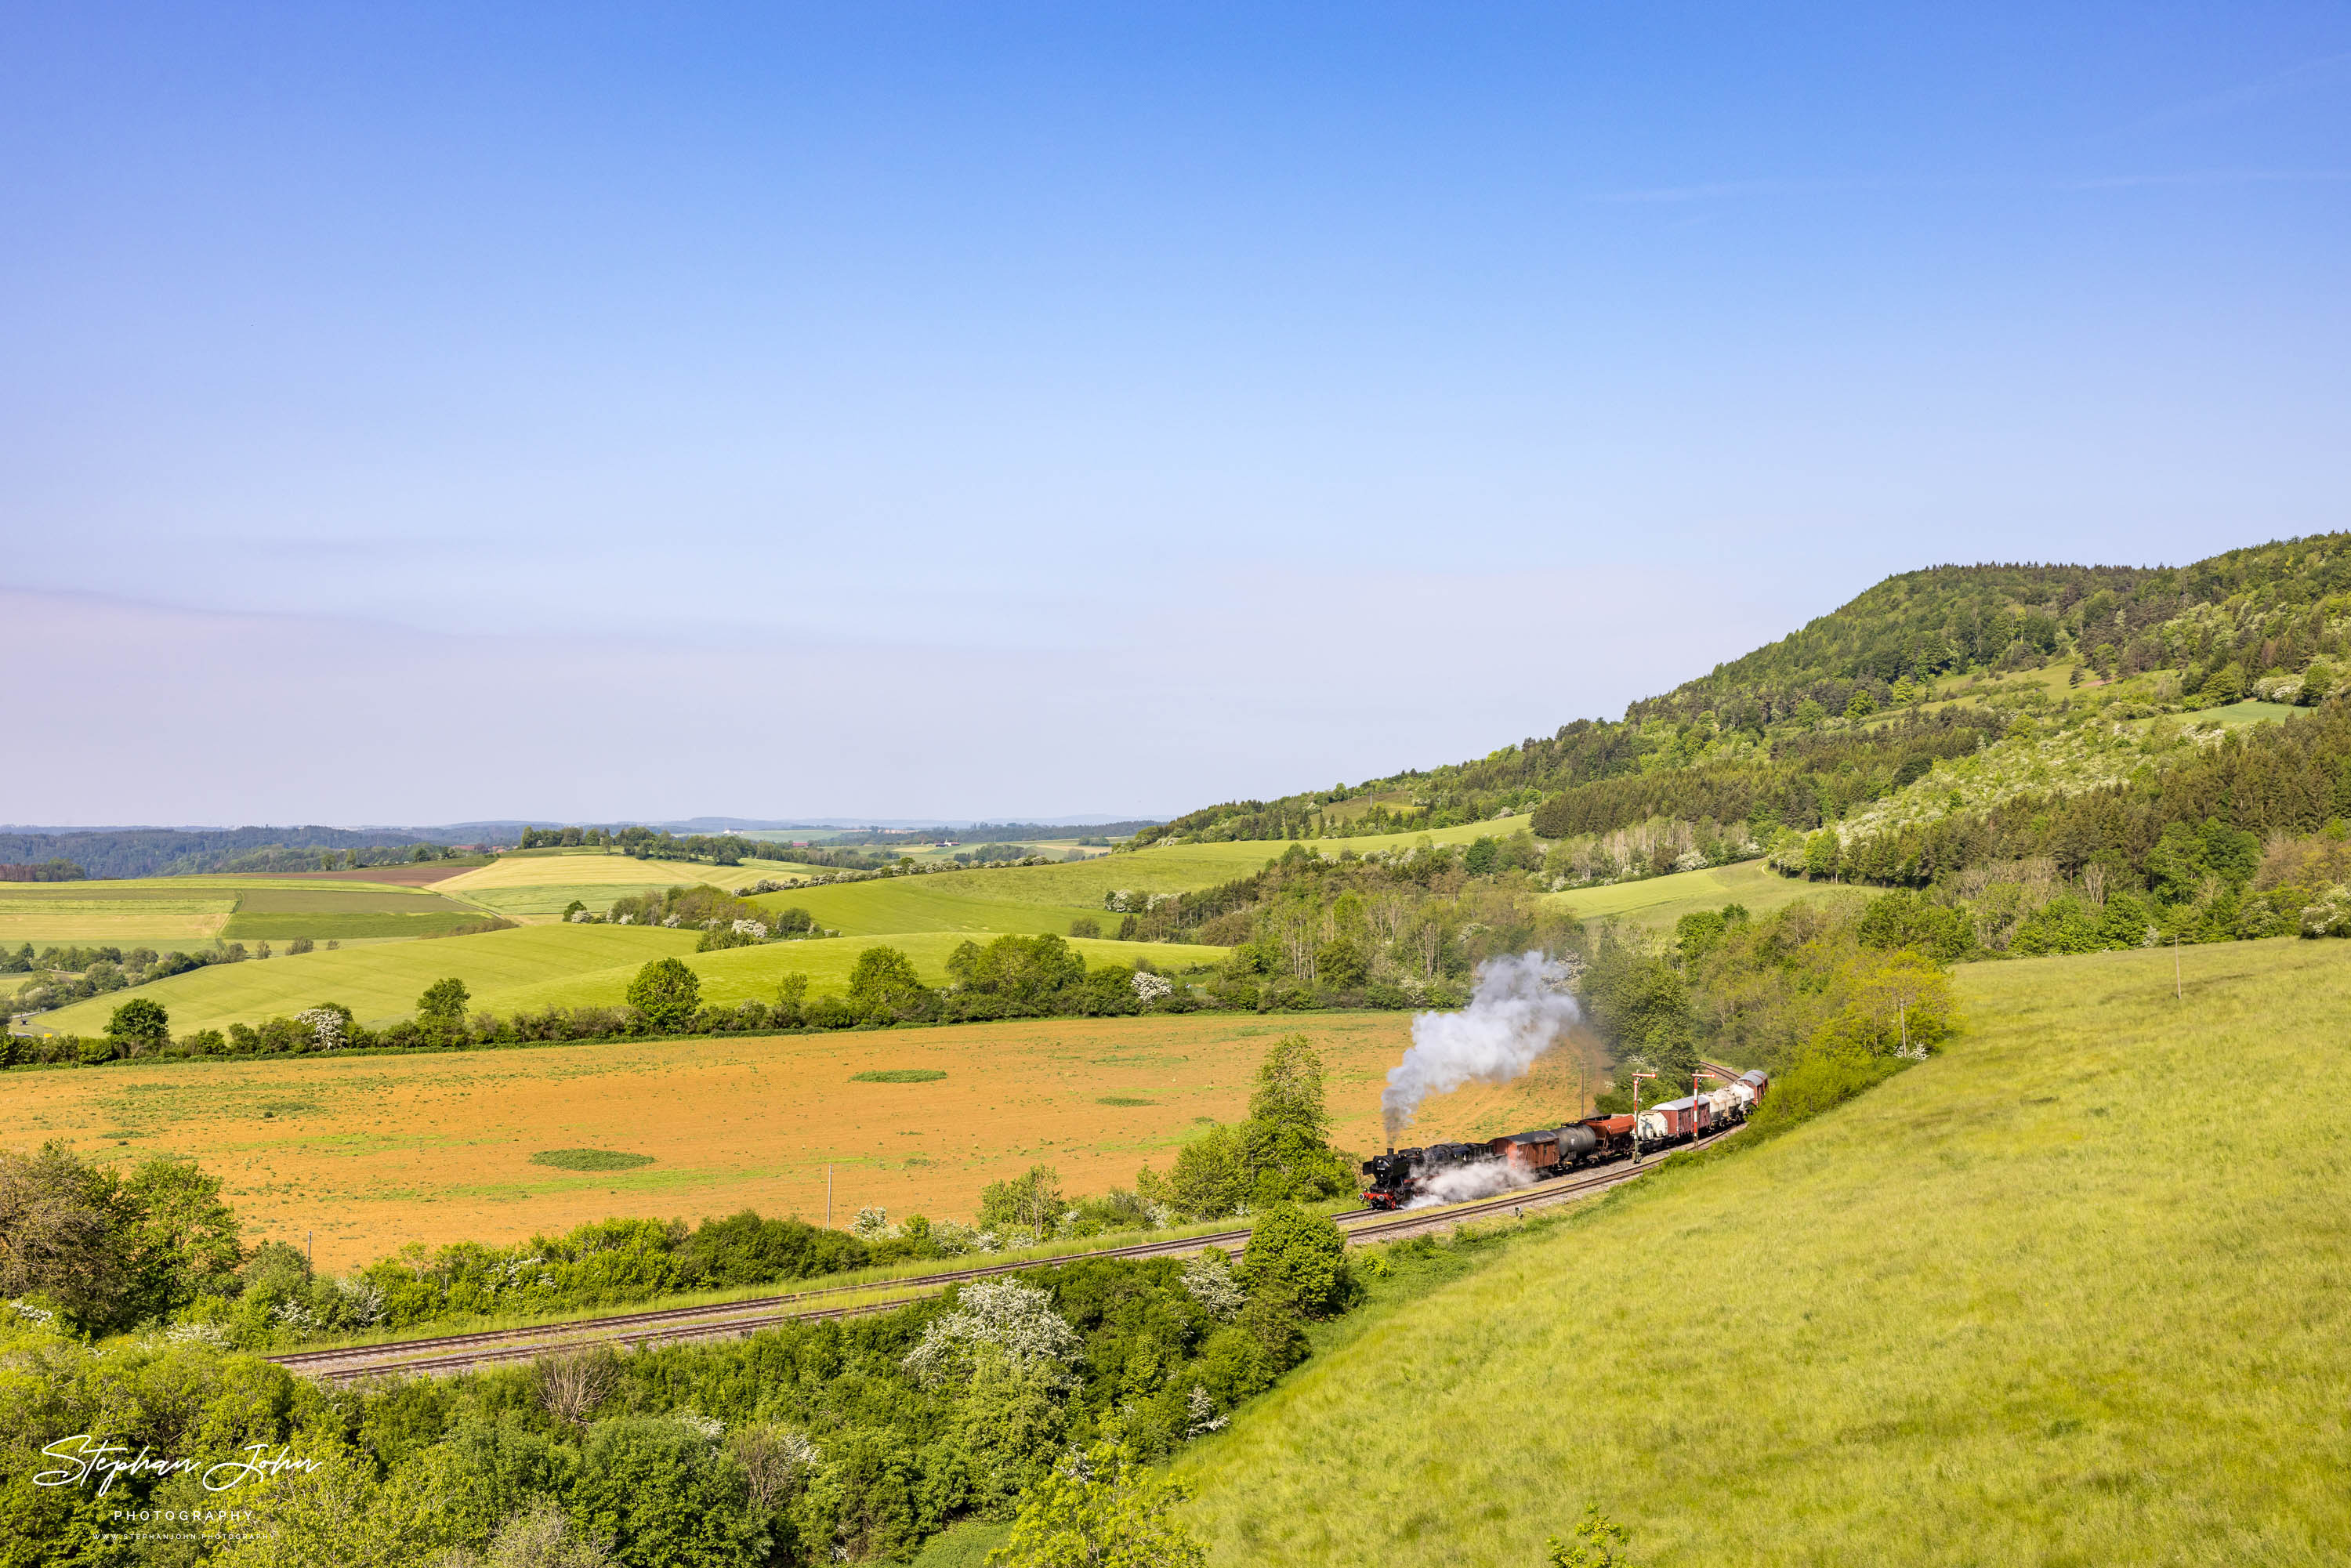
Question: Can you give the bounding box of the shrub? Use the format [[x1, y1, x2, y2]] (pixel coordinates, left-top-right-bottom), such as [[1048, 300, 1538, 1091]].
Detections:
[[625, 958, 701, 1031], [104, 997, 170, 1052], [418, 976, 471, 1028], [569, 1415, 766, 1567], [846, 946, 927, 1016], [1238, 1201, 1349, 1319]]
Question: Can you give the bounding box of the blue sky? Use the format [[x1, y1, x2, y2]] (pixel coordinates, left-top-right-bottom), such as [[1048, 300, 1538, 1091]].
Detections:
[[5, 3, 2347, 824]]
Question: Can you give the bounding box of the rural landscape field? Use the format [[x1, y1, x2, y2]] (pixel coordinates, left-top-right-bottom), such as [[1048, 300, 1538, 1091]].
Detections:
[[5, 1009, 1604, 1271], [1175, 935, 2351, 1565], [11, 9, 2347, 1565]]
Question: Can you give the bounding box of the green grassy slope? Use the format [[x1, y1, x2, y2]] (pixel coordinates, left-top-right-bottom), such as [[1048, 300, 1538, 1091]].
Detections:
[[31, 922, 1230, 1034], [31, 925, 700, 1034], [1175, 937, 2351, 1565], [1543, 858, 1823, 930], [473, 932, 1231, 1015]]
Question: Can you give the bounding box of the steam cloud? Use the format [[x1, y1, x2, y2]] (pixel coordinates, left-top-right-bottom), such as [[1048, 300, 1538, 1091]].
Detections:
[[1401, 1160, 1538, 1211], [1380, 951, 1581, 1143]]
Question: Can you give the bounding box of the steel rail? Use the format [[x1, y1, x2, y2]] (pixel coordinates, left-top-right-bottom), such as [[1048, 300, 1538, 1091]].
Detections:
[[274, 1128, 1739, 1384]]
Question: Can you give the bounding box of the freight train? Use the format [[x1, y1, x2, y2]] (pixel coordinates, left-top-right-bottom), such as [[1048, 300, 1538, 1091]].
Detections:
[[1360, 1068, 1768, 1210]]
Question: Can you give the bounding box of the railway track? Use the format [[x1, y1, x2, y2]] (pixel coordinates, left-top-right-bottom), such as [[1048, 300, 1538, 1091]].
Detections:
[[273, 1128, 1738, 1385]]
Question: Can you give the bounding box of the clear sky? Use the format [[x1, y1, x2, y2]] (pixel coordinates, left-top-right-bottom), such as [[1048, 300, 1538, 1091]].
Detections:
[[5, 3, 2346, 824]]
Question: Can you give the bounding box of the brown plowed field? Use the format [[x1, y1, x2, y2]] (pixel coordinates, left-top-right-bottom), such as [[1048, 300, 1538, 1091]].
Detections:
[[6, 1012, 1605, 1272]]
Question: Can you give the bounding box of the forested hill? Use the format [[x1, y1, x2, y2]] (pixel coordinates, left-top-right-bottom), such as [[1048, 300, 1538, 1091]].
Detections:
[[0, 827, 456, 880], [1135, 533, 2351, 849]]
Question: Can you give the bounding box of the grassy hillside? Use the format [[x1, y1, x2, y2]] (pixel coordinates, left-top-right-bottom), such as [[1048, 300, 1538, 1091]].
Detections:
[[1543, 856, 1821, 930], [476, 931, 1230, 1016], [32, 924, 699, 1034], [31, 916, 1231, 1035], [1175, 936, 2351, 1564]]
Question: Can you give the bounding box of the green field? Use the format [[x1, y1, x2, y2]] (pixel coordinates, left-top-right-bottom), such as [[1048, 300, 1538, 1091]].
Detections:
[[30, 925, 700, 1034], [434, 852, 831, 916], [29, 918, 1229, 1035], [21, 825, 1500, 1035], [1543, 857, 1827, 931], [0, 875, 447, 946], [1176, 936, 2351, 1564], [218, 911, 495, 940], [440, 931, 1230, 1017], [2194, 698, 2298, 728], [218, 883, 484, 939]]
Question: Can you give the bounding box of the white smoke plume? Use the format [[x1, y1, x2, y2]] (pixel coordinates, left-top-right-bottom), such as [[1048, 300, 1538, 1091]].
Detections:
[[1400, 1159, 1538, 1211], [1381, 951, 1581, 1143]]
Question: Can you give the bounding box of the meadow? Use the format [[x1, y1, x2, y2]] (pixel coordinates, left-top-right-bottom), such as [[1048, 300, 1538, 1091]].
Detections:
[[0, 875, 471, 947], [5, 1009, 1601, 1273], [433, 848, 831, 916], [1542, 856, 1817, 931], [1173, 936, 2351, 1566], [32, 924, 699, 1035]]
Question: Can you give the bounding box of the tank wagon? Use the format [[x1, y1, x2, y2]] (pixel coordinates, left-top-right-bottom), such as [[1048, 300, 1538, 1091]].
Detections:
[[1360, 1076, 1763, 1210]]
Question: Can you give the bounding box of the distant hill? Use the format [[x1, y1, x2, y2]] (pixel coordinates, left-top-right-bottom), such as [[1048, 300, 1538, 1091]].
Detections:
[[1139, 533, 2351, 857], [0, 826, 462, 881]]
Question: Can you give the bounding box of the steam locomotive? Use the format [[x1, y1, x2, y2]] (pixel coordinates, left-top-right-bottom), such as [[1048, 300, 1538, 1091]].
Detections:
[[1360, 1069, 1769, 1210]]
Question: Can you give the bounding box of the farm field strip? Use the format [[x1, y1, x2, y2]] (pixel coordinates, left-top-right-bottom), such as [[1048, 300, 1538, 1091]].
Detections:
[[0, 875, 480, 945], [8, 1012, 1607, 1271]]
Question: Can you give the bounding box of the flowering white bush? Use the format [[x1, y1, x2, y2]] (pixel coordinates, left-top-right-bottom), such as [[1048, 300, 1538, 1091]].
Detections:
[[851, 1205, 896, 1240], [273, 1298, 320, 1332], [295, 1008, 346, 1051], [165, 1319, 233, 1349], [569, 909, 594, 923], [731, 918, 770, 939], [926, 1220, 999, 1255], [1672, 849, 1709, 873], [615, 913, 634, 925], [7, 1299, 56, 1327], [2301, 885, 2351, 938], [1178, 1250, 1244, 1320], [1186, 1384, 1230, 1436], [661, 915, 681, 928], [336, 1276, 386, 1325], [1103, 889, 1136, 914], [671, 1410, 726, 1440], [902, 1279, 1083, 1386], [1131, 971, 1173, 1003]]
